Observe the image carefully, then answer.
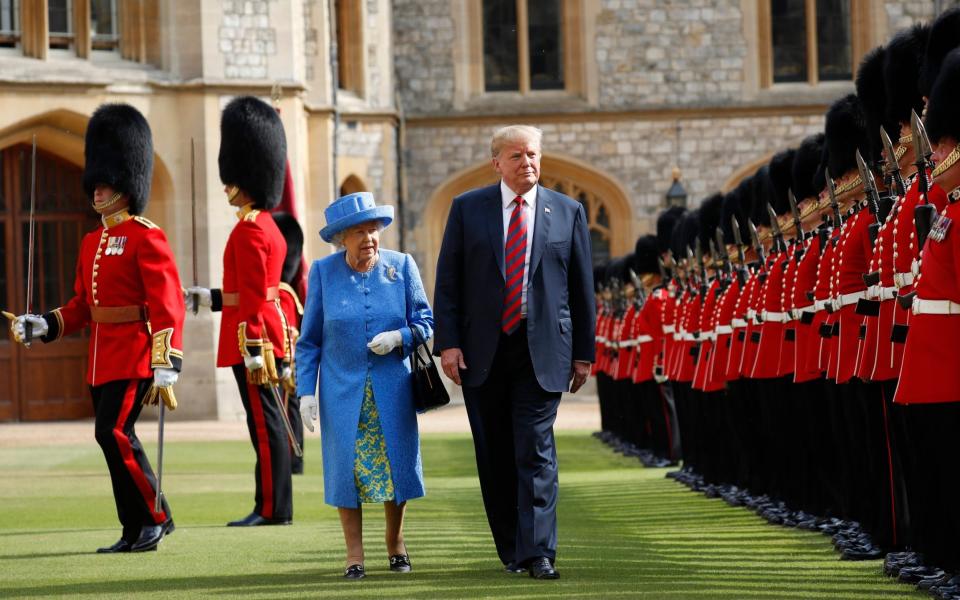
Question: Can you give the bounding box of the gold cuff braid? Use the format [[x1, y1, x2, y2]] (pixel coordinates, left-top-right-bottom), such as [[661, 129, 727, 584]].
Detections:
[[246, 342, 280, 386]]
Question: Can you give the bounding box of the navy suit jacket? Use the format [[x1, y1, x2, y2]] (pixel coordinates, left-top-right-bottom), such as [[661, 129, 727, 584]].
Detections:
[[433, 183, 596, 392]]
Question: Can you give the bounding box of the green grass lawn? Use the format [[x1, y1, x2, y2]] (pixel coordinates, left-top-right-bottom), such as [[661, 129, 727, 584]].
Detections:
[[0, 431, 923, 599]]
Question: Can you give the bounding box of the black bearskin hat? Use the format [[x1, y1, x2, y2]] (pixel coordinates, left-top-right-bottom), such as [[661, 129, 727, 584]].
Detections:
[[671, 209, 700, 259], [750, 166, 774, 226], [270, 212, 304, 285], [925, 48, 960, 144], [82, 104, 153, 215], [792, 133, 825, 200], [219, 96, 287, 210], [605, 255, 633, 284], [824, 94, 869, 178], [720, 184, 747, 244], [633, 234, 659, 275], [884, 23, 929, 129], [768, 148, 796, 216], [920, 7, 960, 97], [855, 46, 891, 163], [698, 193, 723, 249], [593, 263, 607, 291], [656, 205, 686, 254], [813, 143, 828, 193]]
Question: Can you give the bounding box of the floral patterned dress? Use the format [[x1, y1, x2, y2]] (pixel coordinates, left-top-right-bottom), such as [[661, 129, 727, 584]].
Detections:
[[354, 377, 395, 503]]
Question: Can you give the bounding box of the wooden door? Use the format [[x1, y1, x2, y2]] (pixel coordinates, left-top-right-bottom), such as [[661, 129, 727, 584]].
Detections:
[[1, 145, 99, 421]]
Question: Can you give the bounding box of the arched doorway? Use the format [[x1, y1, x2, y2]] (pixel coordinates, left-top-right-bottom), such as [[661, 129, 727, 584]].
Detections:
[[0, 144, 99, 421], [419, 153, 632, 296]]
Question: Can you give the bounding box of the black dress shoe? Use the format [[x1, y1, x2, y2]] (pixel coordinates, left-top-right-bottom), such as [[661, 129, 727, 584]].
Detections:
[[344, 564, 365, 580], [227, 512, 292, 527], [389, 554, 412, 573], [528, 557, 559, 580], [96, 538, 133, 554], [130, 524, 164, 552], [504, 561, 527, 574]]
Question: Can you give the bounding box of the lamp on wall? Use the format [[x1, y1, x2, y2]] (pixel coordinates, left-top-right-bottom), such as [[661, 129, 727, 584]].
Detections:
[[665, 166, 687, 208]]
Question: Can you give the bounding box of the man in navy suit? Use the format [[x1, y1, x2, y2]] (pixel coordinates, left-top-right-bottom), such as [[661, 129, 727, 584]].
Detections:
[[434, 125, 596, 579]]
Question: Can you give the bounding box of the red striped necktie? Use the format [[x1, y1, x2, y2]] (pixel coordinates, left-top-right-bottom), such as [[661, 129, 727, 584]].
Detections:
[[503, 196, 527, 334]]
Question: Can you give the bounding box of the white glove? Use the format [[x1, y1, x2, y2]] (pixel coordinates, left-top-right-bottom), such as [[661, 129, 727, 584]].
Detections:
[[12, 314, 48, 343], [281, 364, 293, 381], [244, 354, 265, 371], [154, 367, 179, 388], [184, 286, 212, 313], [367, 330, 403, 355], [300, 395, 319, 432]]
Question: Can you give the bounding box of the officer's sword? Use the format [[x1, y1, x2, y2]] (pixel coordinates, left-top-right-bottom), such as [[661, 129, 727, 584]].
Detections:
[[154, 400, 166, 514], [267, 383, 303, 457], [23, 136, 37, 346], [190, 138, 199, 315]]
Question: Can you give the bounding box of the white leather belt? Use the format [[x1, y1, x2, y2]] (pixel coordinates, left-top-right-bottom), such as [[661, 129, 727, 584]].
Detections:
[[637, 334, 653, 344], [792, 304, 813, 320], [814, 299, 830, 311], [672, 333, 681, 341], [701, 331, 717, 341], [893, 272, 914, 289], [715, 325, 733, 334], [762, 310, 789, 322], [682, 333, 696, 342], [912, 298, 960, 315], [662, 325, 675, 334], [596, 336, 607, 343], [731, 318, 748, 328], [868, 285, 898, 301], [619, 339, 637, 348], [832, 291, 867, 310], [746, 309, 757, 320]]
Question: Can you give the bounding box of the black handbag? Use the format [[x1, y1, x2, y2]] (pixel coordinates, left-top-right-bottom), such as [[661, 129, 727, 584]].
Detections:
[[411, 333, 449, 414]]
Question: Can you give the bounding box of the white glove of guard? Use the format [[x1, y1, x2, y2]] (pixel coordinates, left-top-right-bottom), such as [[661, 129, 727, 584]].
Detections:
[[300, 395, 319, 432], [244, 354, 265, 371], [154, 367, 179, 388], [281, 364, 293, 381], [367, 330, 403, 355], [184, 286, 212, 313], [12, 314, 48, 343]]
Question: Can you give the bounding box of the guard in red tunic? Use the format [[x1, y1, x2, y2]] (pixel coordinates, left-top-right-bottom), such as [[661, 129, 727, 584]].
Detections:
[[186, 96, 293, 526], [9, 104, 183, 553], [271, 212, 306, 475], [895, 47, 960, 581]]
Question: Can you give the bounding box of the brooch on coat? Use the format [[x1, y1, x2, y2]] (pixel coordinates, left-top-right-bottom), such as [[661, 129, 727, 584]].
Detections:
[[386, 266, 398, 281]]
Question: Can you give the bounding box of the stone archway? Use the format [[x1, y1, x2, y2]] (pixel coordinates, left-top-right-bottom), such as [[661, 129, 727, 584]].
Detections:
[[418, 152, 633, 297]]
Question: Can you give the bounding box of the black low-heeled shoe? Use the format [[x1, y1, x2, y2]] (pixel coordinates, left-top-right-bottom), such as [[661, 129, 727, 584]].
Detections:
[[344, 564, 365, 580], [389, 554, 412, 573]]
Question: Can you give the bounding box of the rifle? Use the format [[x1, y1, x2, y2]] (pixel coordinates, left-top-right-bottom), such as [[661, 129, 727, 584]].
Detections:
[[912, 110, 937, 247], [856, 149, 883, 244]]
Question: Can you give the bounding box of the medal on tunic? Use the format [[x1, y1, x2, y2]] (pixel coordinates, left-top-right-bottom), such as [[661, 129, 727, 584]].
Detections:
[[105, 236, 127, 256], [929, 214, 953, 243]]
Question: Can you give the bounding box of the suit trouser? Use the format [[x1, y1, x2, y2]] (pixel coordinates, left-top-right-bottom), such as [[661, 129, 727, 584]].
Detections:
[[91, 378, 169, 538], [231, 366, 293, 521], [463, 326, 561, 566]]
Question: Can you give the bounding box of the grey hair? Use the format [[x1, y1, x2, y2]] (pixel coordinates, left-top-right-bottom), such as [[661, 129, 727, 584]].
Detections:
[[491, 125, 543, 158], [331, 219, 387, 248]]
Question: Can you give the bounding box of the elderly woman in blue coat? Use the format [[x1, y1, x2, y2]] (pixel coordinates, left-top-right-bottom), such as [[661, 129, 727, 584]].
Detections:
[[297, 192, 433, 580]]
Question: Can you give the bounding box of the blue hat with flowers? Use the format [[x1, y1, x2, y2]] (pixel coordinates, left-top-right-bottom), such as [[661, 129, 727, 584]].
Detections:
[[320, 192, 394, 243]]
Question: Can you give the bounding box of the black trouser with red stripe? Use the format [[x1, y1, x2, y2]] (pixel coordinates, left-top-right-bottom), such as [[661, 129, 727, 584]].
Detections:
[[91, 378, 170, 540], [232, 366, 293, 521]]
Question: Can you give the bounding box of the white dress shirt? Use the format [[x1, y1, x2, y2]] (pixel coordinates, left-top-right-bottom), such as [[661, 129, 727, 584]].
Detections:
[[501, 180, 537, 317]]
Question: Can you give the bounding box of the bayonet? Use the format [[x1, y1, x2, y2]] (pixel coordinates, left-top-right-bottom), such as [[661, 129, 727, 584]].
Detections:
[[731, 215, 746, 266], [657, 256, 668, 281], [788, 189, 803, 238], [23, 136, 37, 346], [911, 110, 937, 245], [714, 227, 731, 274], [748, 219, 766, 265], [881, 127, 906, 197], [856, 150, 882, 225], [766, 203, 785, 252], [825, 167, 843, 230]]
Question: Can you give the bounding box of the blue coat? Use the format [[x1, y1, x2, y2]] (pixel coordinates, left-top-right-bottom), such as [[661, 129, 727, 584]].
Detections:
[[296, 249, 433, 508]]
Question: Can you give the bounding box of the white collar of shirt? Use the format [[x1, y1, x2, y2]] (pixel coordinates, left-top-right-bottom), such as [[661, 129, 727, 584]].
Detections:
[[500, 181, 538, 211]]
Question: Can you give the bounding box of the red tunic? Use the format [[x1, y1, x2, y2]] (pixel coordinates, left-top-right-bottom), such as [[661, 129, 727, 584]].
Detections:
[[726, 271, 758, 381], [633, 288, 666, 384], [828, 207, 872, 384], [43, 212, 185, 386], [791, 234, 823, 383], [896, 193, 960, 404], [667, 289, 689, 380], [808, 229, 840, 375], [675, 289, 701, 383], [777, 245, 799, 377], [750, 251, 789, 379], [709, 275, 741, 388], [740, 260, 769, 378], [614, 305, 638, 381], [216, 206, 288, 367], [693, 278, 722, 392]]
